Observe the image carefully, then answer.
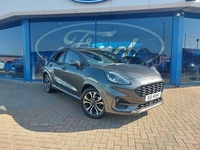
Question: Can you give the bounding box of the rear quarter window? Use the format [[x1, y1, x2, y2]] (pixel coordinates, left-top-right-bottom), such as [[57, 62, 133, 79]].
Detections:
[[51, 51, 65, 63]]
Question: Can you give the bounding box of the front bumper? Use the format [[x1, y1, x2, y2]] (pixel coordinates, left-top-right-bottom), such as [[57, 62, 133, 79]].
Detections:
[[110, 97, 163, 115], [101, 78, 164, 115]]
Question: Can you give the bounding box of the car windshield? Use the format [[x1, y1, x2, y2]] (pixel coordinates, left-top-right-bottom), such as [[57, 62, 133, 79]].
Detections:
[[80, 50, 126, 66]]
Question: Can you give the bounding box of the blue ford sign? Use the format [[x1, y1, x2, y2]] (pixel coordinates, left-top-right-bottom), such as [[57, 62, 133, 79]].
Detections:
[[72, 0, 107, 3]]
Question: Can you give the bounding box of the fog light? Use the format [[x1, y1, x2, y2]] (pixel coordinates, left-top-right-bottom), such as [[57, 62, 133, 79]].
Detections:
[[115, 98, 129, 109]]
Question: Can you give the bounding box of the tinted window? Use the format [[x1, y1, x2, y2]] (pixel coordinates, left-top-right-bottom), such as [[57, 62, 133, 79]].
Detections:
[[65, 51, 80, 63]]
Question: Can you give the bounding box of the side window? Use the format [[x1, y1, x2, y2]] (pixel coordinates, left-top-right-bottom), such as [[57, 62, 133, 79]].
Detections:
[[65, 51, 81, 63], [58, 52, 65, 63], [52, 51, 65, 63]]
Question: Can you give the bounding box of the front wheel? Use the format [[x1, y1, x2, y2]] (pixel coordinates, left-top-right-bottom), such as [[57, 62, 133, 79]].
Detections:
[[43, 74, 55, 93], [81, 87, 105, 119]]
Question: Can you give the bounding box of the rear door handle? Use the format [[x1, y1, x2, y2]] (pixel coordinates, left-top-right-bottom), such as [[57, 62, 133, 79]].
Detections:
[[49, 64, 53, 67]]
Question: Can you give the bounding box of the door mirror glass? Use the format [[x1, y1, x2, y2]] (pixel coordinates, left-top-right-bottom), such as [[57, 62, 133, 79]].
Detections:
[[69, 60, 81, 69]]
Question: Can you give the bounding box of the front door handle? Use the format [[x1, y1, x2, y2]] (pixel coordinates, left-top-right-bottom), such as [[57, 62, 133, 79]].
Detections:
[[62, 67, 66, 70], [49, 64, 53, 67]]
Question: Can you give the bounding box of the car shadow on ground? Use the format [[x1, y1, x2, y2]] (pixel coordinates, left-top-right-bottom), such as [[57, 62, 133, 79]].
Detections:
[[0, 78, 147, 133]]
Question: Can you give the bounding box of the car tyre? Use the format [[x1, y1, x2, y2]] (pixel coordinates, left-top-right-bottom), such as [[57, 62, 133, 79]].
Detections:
[[81, 87, 105, 119], [43, 74, 55, 93]]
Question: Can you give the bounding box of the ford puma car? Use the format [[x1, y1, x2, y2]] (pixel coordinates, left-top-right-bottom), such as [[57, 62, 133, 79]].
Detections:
[[43, 48, 164, 118]]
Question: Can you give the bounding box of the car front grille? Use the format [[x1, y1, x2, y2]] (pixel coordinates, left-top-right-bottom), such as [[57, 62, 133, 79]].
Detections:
[[135, 82, 164, 99]]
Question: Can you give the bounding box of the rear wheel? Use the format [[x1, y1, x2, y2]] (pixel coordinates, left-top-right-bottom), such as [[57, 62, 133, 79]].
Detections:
[[81, 87, 105, 119], [43, 74, 55, 93]]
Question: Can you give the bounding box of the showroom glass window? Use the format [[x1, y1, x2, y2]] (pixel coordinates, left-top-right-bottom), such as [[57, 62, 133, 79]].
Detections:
[[182, 17, 200, 84], [30, 18, 95, 80], [0, 26, 23, 79], [96, 16, 173, 83]]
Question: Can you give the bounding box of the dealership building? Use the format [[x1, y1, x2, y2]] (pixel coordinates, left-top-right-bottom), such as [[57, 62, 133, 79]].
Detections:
[[0, 0, 200, 86]]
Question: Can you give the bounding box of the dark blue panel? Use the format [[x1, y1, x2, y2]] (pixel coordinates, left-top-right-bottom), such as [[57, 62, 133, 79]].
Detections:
[[96, 12, 174, 20], [0, 21, 21, 30], [185, 12, 200, 19], [170, 12, 184, 86], [22, 19, 31, 81]]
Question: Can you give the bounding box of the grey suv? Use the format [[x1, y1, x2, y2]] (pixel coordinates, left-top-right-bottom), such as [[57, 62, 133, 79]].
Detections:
[[43, 48, 164, 118]]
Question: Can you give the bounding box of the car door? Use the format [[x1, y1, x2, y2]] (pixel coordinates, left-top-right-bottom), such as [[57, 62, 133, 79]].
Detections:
[[55, 50, 85, 97], [50, 50, 67, 86]]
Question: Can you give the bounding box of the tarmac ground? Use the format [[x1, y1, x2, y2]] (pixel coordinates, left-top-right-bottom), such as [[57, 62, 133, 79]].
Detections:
[[0, 78, 200, 150]]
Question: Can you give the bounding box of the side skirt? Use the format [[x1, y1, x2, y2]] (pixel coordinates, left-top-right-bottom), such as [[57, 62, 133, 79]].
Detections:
[[52, 84, 81, 100]]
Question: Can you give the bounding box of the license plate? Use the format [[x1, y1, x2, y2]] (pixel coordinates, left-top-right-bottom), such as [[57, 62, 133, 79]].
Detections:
[[145, 92, 161, 101]]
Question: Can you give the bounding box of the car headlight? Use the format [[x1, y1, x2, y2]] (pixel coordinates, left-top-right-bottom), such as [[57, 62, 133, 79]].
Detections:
[[150, 66, 161, 76], [104, 71, 131, 84]]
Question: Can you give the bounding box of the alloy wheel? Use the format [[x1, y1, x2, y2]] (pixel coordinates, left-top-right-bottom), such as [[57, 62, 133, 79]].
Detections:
[[44, 74, 55, 93], [82, 88, 105, 118]]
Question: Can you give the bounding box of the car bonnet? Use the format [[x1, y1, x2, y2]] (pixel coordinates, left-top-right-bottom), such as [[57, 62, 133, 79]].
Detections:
[[102, 64, 158, 79]]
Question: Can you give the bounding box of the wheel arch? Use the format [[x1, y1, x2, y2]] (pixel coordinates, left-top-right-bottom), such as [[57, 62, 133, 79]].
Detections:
[[43, 70, 53, 83], [81, 80, 108, 112], [81, 80, 102, 96]]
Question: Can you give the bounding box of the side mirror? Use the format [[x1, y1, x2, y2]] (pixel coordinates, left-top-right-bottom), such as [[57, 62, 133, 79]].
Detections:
[[69, 60, 81, 69]]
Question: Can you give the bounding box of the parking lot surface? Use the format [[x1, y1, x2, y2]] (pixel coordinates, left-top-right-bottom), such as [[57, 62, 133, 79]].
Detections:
[[0, 78, 200, 150]]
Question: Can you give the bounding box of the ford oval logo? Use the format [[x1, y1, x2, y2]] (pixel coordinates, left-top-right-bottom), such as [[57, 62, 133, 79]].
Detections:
[[35, 22, 165, 64], [72, 0, 107, 3]]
